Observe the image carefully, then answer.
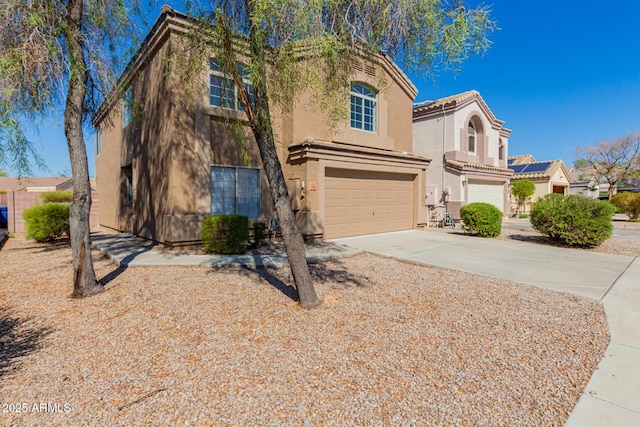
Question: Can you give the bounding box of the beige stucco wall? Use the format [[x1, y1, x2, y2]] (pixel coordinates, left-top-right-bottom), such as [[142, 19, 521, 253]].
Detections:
[[287, 65, 414, 153], [96, 32, 199, 242], [96, 19, 425, 244], [95, 104, 124, 232]]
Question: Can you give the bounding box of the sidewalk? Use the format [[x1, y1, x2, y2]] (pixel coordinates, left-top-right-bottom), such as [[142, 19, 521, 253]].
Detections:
[[90, 233, 362, 268], [565, 257, 640, 426]]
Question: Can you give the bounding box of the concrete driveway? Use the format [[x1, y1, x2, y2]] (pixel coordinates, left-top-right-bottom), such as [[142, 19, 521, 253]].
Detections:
[[331, 229, 634, 300], [331, 229, 640, 426]]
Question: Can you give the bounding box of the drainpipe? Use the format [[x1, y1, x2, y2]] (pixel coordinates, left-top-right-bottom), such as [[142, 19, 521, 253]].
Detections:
[[441, 103, 446, 209]]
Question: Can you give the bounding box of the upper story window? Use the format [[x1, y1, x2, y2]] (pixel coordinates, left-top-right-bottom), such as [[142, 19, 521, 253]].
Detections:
[[498, 139, 504, 160], [96, 127, 102, 155], [209, 60, 254, 112], [123, 88, 133, 127], [350, 83, 377, 132], [467, 121, 476, 153]]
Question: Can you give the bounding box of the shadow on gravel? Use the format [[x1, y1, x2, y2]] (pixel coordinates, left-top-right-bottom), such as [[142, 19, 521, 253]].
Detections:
[[238, 258, 368, 303], [99, 264, 128, 287], [309, 260, 367, 288], [0, 307, 53, 378], [244, 267, 300, 302]]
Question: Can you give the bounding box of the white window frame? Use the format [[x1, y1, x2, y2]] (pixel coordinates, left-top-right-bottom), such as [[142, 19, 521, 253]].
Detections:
[[468, 121, 476, 154], [210, 165, 261, 219], [209, 60, 254, 112], [350, 83, 377, 132]]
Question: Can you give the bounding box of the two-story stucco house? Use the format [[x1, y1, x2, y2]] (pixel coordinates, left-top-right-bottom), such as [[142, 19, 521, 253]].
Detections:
[[93, 7, 431, 244], [412, 90, 513, 222]]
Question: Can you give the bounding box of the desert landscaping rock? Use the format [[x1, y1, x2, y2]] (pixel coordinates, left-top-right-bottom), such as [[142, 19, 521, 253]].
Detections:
[[1, 237, 609, 426]]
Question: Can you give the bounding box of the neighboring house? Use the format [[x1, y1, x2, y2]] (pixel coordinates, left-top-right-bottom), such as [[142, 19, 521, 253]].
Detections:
[[568, 166, 599, 199], [0, 176, 73, 193], [412, 90, 513, 222], [93, 7, 431, 244], [508, 155, 572, 212]]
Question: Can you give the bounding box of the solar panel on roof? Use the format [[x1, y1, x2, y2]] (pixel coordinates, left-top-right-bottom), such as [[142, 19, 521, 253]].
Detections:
[[508, 158, 515, 166], [509, 164, 528, 173], [522, 162, 552, 173], [509, 162, 552, 174]]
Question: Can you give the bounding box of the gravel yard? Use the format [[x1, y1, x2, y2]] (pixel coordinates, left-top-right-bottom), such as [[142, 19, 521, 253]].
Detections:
[[1, 236, 609, 426]]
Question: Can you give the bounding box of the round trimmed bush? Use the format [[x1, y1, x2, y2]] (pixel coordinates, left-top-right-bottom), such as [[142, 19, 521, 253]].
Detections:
[[23, 203, 70, 242], [611, 192, 640, 221], [460, 202, 503, 237], [201, 214, 249, 254], [530, 194, 614, 247]]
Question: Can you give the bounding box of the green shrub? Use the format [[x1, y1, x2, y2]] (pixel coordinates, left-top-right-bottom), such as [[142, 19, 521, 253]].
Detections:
[[611, 193, 640, 220], [460, 202, 503, 237], [519, 214, 529, 219], [201, 214, 249, 254], [23, 203, 70, 242], [530, 194, 614, 247], [41, 190, 73, 203]]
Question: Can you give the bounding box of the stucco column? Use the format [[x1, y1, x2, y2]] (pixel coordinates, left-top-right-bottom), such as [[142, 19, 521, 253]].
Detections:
[[195, 100, 212, 215]]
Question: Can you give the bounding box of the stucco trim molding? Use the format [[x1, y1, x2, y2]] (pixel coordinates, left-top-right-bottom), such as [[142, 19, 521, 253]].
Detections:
[[445, 159, 513, 177], [288, 138, 431, 168]]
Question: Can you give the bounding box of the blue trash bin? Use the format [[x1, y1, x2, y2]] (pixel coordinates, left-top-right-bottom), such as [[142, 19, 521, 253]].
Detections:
[[0, 206, 8, 228]]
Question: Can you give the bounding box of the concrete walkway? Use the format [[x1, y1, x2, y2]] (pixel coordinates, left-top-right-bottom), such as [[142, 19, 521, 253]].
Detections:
[[331, 230, 640, 427], [91, 233, 361, 268]]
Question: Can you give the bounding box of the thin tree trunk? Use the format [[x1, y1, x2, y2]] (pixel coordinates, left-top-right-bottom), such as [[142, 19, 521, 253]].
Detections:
[[64, 0, 103, 298], [245, 2, 320, 309]]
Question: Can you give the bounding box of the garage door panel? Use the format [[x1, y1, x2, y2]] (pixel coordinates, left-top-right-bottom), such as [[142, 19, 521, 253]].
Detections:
[[324, 168, 414, 239], [467, 181, 504, 212]]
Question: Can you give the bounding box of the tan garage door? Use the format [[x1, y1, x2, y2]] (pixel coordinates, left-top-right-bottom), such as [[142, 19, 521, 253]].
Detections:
[[324, 168, 414, 239], [467, 180, 504, 212]]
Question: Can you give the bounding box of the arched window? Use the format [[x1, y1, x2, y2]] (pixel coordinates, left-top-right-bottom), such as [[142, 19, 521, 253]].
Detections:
[[350, 83, 377, 132], [468, 121, 476, 153]]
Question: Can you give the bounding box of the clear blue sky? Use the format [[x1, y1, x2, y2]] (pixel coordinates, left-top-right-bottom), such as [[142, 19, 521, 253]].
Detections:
[[11, 0, 640, 177]]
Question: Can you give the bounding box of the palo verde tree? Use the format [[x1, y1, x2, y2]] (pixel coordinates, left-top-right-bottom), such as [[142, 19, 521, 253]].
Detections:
[[575, 132, 640, 199], [179, 0, 495, 308], [0, 0, 143, 297]]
